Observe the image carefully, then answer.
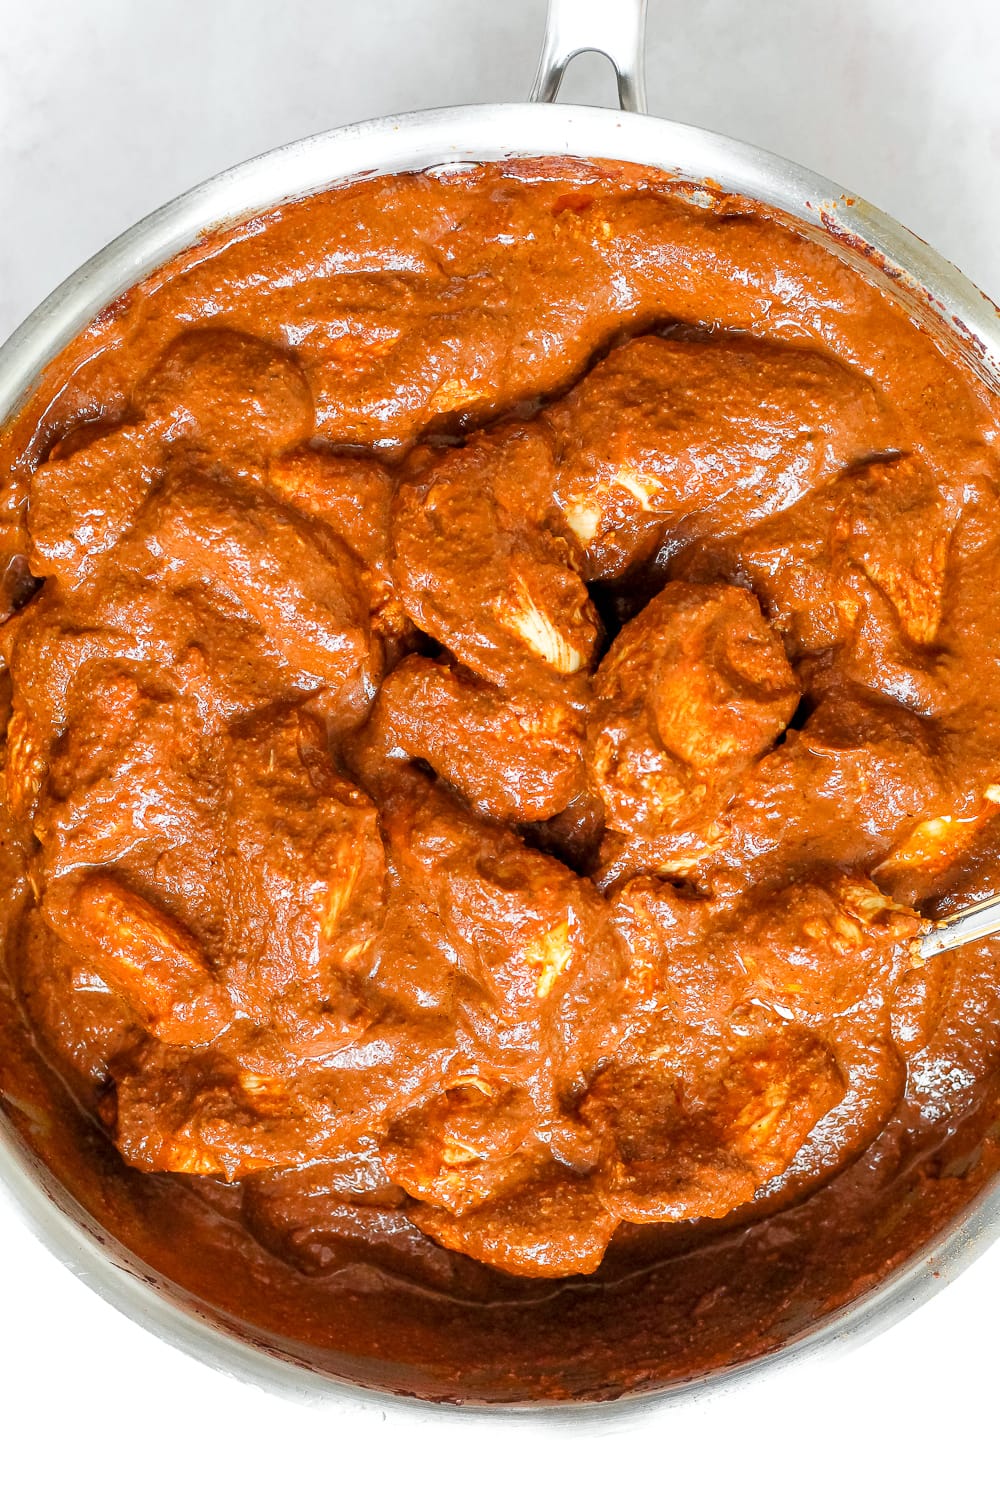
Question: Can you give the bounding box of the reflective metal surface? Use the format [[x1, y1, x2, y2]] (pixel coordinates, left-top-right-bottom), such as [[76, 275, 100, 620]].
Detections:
[[918, 890, 1000, 961], [530, 0, 648, 113], [2, 5, 1000, 1412]]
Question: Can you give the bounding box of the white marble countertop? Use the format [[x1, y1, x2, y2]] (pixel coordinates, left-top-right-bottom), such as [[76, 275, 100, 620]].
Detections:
[[1, 2, 998, 1494]]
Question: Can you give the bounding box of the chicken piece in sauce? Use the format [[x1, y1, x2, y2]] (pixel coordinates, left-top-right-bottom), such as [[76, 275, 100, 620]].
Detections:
[[588, 580, 799, 884], [545, 334, 898, 581]]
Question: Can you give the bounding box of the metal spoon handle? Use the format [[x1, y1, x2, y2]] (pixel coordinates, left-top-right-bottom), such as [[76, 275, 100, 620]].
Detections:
[[915, 890, 1000, 961]]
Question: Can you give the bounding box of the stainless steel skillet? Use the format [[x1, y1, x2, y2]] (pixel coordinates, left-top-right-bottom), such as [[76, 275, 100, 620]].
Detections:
[[1, 0, 1000, 1410]]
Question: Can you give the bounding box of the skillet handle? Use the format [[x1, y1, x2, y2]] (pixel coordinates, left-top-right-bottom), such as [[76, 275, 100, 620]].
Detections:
[[530, 0, 648, 113]]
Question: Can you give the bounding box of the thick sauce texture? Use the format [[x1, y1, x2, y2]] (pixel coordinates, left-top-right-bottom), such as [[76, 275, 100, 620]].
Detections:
[[2, 158, 1000, 1397]]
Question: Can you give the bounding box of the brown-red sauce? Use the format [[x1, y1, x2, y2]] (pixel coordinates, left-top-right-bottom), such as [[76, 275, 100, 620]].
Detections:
[[2, 158, 1000, 1400]]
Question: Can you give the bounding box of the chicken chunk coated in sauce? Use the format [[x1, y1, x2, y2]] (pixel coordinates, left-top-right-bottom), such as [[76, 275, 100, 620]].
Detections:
[[588, 581, 799, 882]]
